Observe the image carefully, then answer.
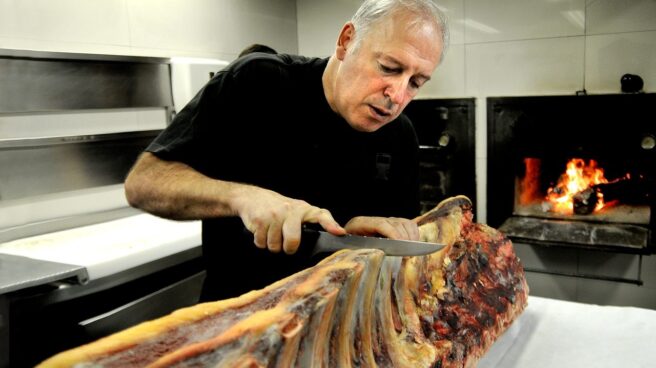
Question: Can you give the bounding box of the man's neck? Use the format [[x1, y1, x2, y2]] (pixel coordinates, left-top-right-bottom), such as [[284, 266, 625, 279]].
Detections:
[[322, 55, 340, 115]]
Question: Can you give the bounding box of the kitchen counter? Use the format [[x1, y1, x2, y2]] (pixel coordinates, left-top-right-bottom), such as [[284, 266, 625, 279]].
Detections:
[[0, 254, 86, 294], [1, 213, 204, 368], [0, 213, 202, 295]]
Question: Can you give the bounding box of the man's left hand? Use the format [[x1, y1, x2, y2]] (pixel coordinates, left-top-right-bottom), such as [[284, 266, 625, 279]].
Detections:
[[343, 216, 419, 241]]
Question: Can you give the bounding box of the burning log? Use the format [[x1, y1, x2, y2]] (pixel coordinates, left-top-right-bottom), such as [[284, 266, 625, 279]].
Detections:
[[573, 187, 598, 215], [37, 196, 528, 368], [572, 175, 650, 215]]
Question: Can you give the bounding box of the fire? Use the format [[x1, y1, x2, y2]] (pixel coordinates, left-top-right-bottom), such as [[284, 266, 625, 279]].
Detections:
[[545, 158, 608, 213]]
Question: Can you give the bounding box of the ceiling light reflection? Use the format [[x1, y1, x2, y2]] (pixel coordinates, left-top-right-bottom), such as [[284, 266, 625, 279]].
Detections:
[[562, 10, 585, 30], [458, 19, 500, 34]]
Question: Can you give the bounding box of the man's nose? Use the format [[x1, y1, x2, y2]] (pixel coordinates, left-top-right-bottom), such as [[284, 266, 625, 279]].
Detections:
[[384, 78, 407, 105]]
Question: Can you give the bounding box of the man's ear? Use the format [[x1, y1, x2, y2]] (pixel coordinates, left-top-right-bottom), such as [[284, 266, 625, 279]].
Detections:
[[336, 22, 355, 61]]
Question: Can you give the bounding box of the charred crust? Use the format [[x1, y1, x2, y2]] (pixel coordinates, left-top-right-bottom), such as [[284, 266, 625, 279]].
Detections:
[[416, 196, 473, 226]]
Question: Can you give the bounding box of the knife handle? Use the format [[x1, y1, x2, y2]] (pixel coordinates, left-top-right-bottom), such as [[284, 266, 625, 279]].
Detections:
[[241, 223, 323, 257], [301, 224, 329, 256]]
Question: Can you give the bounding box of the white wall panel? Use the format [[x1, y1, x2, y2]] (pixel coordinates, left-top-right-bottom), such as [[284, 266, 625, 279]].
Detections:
[[417, 44, 466, 98], [585, 31, 656, 93], [438, 0, 465, 45], [475, 156, 487, 223], [297, 0, 462, 56], [128, 0, 297, 59], [297, 0, 360, 57], [0, 0, 297, 60], [464, 0, 585, 43], [0, 0, 130, 50], [587, 0, 656, 35], [465, 37, 585, 97]]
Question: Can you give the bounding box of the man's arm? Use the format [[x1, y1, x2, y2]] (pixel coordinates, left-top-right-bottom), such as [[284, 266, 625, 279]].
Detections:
[[124, 152, 346, 253], [124, 152, 237, 220]]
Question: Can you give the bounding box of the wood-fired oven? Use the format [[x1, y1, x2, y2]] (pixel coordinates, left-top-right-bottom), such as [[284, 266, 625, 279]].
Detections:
[[487, 94, 655, 299]]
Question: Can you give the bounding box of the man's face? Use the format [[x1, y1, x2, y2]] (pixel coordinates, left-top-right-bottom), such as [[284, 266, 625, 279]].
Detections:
[[330, 11, 443, 132]]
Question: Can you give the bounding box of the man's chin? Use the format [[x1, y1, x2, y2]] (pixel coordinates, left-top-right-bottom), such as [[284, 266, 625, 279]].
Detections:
[[347, 117, 388, 133]]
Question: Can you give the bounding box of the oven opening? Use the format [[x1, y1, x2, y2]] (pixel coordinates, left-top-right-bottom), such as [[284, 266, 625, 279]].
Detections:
[[501, 156, 652, 251], [488, 94, 655, 254]]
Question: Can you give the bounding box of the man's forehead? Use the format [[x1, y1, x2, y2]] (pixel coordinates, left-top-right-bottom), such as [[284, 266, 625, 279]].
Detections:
[[372, 8, 440, 36], [366, 13, 441, 57]]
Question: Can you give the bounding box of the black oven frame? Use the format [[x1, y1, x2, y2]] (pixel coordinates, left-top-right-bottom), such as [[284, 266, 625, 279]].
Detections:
[[486, 93, 655, 255], [404, 98, 477, 214]]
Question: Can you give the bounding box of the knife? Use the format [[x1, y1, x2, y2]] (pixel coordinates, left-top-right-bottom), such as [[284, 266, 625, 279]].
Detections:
[[300, 227, 444, 256]]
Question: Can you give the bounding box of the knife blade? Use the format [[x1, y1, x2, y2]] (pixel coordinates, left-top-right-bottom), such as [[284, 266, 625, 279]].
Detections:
[[301, 227, 444, 256]]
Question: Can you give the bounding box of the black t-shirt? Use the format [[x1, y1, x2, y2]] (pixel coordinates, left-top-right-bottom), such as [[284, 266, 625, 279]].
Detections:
[[146, 53, 420, 301]]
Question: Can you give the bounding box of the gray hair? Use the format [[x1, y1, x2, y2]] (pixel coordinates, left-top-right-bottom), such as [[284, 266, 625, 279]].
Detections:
[[350, 0, 449, 63]]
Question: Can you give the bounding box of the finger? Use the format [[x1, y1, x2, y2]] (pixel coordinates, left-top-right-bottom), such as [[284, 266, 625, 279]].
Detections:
[[391, 220, 410, 240], [344, 216, 379, 236], [306, 207, 346, 236], [252, 223, 268, 249], [402, 220, 420, 241], [373, 219, 402, 239], [281, 216, 303, 255], [390, 218, 417, 240], [267, 221, 283, 253]]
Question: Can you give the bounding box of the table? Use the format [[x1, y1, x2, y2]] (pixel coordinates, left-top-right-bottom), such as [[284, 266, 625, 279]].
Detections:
[[479, 296, 656, 368]]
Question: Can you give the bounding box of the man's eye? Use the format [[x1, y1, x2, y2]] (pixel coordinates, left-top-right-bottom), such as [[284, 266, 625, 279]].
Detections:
[[379, 64, 397, 73]]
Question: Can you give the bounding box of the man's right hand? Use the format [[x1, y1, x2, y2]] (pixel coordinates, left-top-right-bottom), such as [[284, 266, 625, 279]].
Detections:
[[125, 153, 344, 255], [231, 186, 346, 255]]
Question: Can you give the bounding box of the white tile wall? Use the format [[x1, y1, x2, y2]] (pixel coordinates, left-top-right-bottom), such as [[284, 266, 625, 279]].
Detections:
[[641, 254, 656, 290], [464, 0, 586, 43], [524, 272, 578, 301], [0, 0, 131, 48], [0, 0, 298, 59], [127, 0, 298, 58], [297, 0, 465, 57], [585, 31, 656, 93], [586, 0, 656, 35], [297, 0, 360, 57], [576, 278, 656, 309], [465, 37, 586, 97], [437, 0, 465, 46], [417, 44, 466, 98]]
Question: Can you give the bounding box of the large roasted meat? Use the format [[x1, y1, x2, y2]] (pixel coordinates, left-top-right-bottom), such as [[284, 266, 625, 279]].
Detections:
[[38, 195, 528, 367]]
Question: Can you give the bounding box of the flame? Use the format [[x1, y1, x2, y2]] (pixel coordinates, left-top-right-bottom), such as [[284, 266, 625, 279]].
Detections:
[[545, 158, 608, 213]]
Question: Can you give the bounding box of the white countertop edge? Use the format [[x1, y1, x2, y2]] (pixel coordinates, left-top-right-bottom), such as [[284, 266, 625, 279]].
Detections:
[[0, 213, 202, 281]]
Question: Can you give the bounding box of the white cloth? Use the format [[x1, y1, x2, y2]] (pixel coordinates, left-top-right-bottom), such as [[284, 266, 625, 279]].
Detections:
[[479, 296, 656, 368]]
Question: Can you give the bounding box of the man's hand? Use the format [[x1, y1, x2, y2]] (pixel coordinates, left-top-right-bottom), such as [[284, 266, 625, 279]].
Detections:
[[344, 216, 419, 241], [232, 186, 346, 254]]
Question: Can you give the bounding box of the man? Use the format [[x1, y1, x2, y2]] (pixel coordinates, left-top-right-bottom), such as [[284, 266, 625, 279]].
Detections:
[[238, 44, 277, 58], [125, 0, 448, 301]]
